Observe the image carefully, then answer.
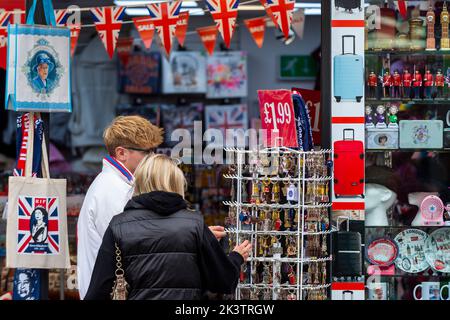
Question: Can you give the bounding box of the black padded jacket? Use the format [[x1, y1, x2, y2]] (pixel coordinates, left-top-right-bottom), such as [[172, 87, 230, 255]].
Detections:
[[84, 191, 243, 300]]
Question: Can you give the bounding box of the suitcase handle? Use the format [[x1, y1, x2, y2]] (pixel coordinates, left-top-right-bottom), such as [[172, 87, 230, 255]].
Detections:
[[342, 35, 356, 55], [337, 216, 350, 232], [343, 129, 355, 141]]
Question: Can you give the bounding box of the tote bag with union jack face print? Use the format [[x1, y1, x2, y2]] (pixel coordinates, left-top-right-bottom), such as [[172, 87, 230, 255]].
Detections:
[[6, 113, 70, 269]]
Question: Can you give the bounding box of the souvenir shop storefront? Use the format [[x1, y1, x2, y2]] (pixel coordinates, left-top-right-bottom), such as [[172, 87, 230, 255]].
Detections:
[[0, 0, 449, 301]]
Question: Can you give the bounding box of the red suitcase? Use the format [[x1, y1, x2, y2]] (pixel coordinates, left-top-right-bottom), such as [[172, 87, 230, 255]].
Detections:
[[333, 129, 365, 198]]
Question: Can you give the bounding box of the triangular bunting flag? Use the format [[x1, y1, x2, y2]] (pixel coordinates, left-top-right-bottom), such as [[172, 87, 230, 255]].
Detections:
[[116, 38, 134, 66], [398, 0, 407, 19], [291, 9, 305, 39], [90, 7, 126, 59], [259, 0, 277, 26], [263, 0, 295, 39], [0, 9, 11, 70], [175, 11, 189, 47], [197, 26, 218, 56], [205, 0, 240, 48], [146, 1, 182, 56], [244, 17, 266, 48], [55, 9, 81, 56], [133, 17, 155, 49]]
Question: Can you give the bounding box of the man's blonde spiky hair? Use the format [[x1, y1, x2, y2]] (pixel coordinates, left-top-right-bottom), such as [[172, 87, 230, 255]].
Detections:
[[103, 115, 164, 156]]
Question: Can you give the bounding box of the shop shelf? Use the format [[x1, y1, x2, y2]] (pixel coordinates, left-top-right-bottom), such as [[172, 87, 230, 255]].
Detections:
[[365, 49, 450, 56], [365, 98, 450, 105], [365, 149, 450, 153]]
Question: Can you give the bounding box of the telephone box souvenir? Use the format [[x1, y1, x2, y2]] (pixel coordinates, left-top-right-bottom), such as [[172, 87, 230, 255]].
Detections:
[[5, 0, 71, 112], [399, 120, 443, 149]]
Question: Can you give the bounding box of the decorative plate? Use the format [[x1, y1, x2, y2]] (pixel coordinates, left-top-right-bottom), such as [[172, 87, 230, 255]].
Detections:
[[366, 237, 399, 266], [394, 229, 429, 273], [424, 228, 450, 273]]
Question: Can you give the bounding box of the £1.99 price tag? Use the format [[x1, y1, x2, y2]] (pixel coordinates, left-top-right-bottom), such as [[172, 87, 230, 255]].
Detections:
[[258, 89, 298, 147]]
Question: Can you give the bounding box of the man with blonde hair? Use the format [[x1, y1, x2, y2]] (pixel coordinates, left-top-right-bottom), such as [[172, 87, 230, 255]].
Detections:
[[77, 116, 164, 299]]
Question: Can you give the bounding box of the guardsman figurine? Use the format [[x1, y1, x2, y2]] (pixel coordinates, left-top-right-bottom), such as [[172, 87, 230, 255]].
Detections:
[[367, 71, 378, 99], [413, 70, 422, 99], [383, 71, 392, 98], [402, 68, 412, 99], [392, 70, 402, 98], [424, 69, 434, 99], [435, 69, 445, 98]]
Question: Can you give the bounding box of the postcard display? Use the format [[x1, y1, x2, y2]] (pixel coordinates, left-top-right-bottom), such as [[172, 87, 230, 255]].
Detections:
[[223, 148, 333, 300], [364, 1, 450, 301], [330, 0, 367, 300]]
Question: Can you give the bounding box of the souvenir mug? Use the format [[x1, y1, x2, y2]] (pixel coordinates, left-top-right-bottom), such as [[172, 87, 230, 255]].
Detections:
[[366, 282, 388, 300], [413, 282, 441, 300], [440, 283, 450, 301]]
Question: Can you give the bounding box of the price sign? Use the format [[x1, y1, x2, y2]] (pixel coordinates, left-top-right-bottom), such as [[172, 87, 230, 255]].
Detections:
[[258, 89, 298, 147], [292, 88, 321, 145]]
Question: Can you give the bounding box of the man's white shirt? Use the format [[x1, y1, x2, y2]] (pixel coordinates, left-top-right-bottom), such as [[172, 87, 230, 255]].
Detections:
[[77, 156, 134, 299]]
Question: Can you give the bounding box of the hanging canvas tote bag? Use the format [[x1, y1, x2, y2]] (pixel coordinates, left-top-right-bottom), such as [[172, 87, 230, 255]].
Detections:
[[6, 113, 70, 269], [5, 0, 71, 112]]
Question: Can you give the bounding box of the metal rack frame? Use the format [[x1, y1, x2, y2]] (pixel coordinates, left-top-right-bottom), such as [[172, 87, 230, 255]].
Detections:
[[223, 146, 333, 300]]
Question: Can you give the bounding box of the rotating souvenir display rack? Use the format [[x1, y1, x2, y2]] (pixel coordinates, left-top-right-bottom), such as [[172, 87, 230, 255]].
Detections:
[[222, 146, 333, 300]]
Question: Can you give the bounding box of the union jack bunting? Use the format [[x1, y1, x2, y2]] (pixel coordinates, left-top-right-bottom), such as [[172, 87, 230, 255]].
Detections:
[[264, 0, 295, 39], [55, 9, 81, 56], [0, 9, 11, 47], [146, 1, 182, 56], [90, 6, 126, 59], [17, 196, 60, 255], [205, 0, 240, 48]]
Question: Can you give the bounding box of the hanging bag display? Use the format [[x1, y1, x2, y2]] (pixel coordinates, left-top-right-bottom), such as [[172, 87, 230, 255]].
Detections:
[[5, 0, 71, 112], [6, 113, 70, 269]]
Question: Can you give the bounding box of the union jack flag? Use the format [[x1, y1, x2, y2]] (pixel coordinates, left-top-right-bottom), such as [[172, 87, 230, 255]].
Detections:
[[265, 0, 295, 39], [205, 104, 248, 138], [17, 196, 60, 255], [0, 10, 11, 48], [205, 0, 240, 48], [146, 1, 182, 57], [90, 7, 125, 59], [55, 9, 81, 56]]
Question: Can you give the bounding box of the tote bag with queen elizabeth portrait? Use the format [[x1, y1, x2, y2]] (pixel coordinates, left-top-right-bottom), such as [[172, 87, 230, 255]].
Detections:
[[5, 0, 71, 112]]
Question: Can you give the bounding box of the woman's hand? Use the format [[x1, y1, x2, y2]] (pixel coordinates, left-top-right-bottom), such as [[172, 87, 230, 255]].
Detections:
[[209, 226, 226, 240], [233, 240, 252, 261]]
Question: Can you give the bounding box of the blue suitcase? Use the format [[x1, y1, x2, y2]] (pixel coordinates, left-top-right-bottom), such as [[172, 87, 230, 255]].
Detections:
[[334, 35, 364, 103]]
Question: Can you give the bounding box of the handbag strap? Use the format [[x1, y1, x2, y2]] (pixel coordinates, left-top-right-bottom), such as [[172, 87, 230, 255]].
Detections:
[[114, 242, 125, 277], [26, 0, 57, 27]]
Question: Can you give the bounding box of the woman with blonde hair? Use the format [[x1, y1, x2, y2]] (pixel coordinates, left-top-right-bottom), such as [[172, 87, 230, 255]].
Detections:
[[85, 154, 251, 300]]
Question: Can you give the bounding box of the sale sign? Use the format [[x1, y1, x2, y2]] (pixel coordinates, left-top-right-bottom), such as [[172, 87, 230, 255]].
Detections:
[[133, 17, 155, 49], [197, 26, 218, 56], [292, 88, 321, 144], [0, 0, 25, 70], [258, 89, 298, 148], [244, 17, 266, 48]]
